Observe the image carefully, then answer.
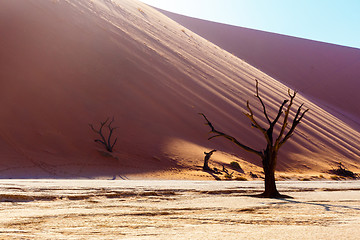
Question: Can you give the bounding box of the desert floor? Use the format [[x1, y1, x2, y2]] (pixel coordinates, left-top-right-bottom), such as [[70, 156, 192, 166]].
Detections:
[[0, 180, 359, 239]]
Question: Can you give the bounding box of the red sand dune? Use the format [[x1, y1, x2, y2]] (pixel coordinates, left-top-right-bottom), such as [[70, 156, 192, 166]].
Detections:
[[0, 0, 359, 178], [158, 9, 360, 128]]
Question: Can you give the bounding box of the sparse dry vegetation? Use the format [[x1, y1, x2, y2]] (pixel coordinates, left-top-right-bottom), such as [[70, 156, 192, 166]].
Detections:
[[201, 80, 309, 198], [329, 162, 358, 179], [224, 172, 234, 180], [234, 176, 248, 181], [89, 117, 118, 153]]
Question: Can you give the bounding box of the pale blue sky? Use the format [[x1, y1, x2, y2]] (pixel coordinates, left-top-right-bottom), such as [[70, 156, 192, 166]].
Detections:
[[140, 0, 360, 49]]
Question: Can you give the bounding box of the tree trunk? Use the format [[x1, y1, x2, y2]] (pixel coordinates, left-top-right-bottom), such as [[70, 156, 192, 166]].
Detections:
[[260, 149, 281, 198], [203, 157, 210, 171], [203, 150, 216, 171]]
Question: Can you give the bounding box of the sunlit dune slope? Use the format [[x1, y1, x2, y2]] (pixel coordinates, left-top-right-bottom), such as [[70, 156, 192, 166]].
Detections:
[[0, 0, 359, 178], [159, 9, 360, 127]]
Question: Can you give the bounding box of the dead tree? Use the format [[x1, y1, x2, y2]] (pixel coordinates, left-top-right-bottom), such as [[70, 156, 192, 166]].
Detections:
[[200, 80, 308, 198], [89, 117, 118, 153], [203, 150, 216, 171]]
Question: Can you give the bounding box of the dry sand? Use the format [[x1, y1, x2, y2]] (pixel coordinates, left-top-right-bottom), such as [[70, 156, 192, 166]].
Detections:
[[0, 0, 359, 179], [159, 8, 360, 125], [0, 180, 359, 239]]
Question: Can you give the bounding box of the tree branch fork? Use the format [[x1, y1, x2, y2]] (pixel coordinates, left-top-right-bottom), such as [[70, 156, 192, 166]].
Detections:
[[200, 80, 309, 157], [89, 117, 118, 152]]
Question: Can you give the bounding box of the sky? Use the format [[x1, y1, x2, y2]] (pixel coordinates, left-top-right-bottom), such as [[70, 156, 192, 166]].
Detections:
[[140, 0, 360, 49]]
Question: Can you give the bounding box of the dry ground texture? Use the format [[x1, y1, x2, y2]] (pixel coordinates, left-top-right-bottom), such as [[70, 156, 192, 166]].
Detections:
[[0, 180, 359, 239]]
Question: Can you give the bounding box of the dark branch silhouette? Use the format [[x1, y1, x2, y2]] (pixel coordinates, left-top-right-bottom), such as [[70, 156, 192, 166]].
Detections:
[[200, 113, 262, 157], [203, 149, 216, 171], [329, 162, 358, 179], [89, 117, 118, 153], [200, 80, 309, 198]]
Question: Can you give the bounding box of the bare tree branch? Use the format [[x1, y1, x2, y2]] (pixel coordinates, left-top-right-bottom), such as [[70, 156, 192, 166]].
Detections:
[[111, 138, 118, 149], [244, 101, 271, 144], [245, 101, 266, 132], [279, 105, 309, 147], [89, 117, 118, 152], [107, 117, 118, 150], [272, 100, 288, 126], [254, 80, 271, 124], [199, 113, 263, 157], [275, 90, 296, 146], [89, 118, 108, 147]]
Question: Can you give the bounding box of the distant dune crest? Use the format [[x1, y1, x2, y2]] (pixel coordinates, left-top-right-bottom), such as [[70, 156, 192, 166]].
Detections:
[[159, 8, 360, 127]]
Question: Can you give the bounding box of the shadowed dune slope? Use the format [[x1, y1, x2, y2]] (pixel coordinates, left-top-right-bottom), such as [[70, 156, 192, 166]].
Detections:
[[159, 9, 360, 128], [0, 0, 359, 178]]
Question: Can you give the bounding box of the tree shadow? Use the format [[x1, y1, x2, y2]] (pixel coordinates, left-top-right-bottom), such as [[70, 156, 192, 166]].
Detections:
[[203, 169, 221, 181], [244, 193, 293, 199], [277, 198, 360, 212]]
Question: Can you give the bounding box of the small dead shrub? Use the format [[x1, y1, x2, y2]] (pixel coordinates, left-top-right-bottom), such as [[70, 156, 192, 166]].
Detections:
[[234, 176, 248, 181], [329, 162, 358, 179], [224, 173, 233, 180]]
